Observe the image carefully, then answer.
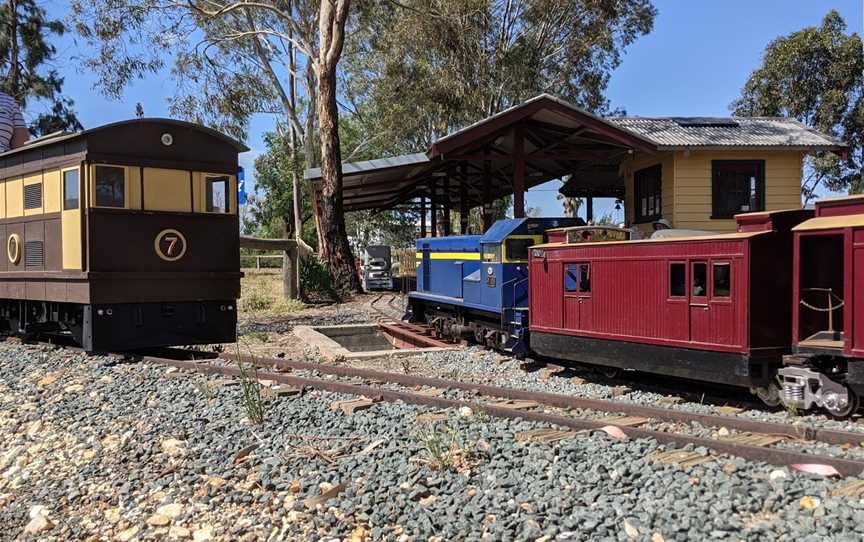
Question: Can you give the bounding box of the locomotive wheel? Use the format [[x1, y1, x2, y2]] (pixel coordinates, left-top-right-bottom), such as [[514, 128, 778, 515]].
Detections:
[[755, 381, 782, 408], [825, 386, 860, 420]]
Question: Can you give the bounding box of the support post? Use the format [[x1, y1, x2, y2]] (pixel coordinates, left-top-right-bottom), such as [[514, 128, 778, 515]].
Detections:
[[483, 158, 493, 232], [586, 196, 594, 223], [460, 163, 469, 234], [513, 125, 525, 219], [419, 196, 426, 238], [430, 181, 438, 237], [443, 176, 451, 236]]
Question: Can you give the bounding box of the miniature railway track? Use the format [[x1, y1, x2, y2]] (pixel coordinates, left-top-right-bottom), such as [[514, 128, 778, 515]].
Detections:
[[113, 347, 864, 478], [368, 293, 406, 322]]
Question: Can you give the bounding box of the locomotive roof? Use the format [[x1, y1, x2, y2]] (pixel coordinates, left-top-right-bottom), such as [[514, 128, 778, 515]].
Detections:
[[532, 230, 768, 249], [0, 118, 248, 178], [792, 215, 864, 232]]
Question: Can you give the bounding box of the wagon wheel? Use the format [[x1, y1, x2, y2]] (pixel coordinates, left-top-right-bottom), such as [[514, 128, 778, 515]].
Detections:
[[825, 386, 860, 420], [754, 380, 782, 408]]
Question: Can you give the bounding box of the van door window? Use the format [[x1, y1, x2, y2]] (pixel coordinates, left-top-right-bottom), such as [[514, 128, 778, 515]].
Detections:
[[95, 166, 125, 208]]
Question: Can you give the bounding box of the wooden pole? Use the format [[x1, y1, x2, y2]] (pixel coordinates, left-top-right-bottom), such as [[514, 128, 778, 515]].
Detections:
[[460, 163, 469, 234], [430, 181, 438, 237], [586, 196, 594, 223], [513, 126, 525, 219], [443, 176, 451, 236], [419, 196, 426, 238], [483, 157, 492, 232]]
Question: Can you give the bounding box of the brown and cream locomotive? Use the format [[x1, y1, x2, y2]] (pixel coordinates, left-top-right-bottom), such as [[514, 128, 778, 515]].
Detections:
[[0, 118, 245, 351]]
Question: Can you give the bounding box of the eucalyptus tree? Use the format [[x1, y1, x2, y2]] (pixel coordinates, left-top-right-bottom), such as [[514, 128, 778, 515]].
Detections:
[[732, 10, 863, 196], [72, 0, 362, 294], [0, 0, 81, 134], [342, 0, 657, 154]]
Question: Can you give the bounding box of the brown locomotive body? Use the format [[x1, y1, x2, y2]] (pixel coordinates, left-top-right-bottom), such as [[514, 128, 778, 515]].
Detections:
[[0, 118, 246, 351]]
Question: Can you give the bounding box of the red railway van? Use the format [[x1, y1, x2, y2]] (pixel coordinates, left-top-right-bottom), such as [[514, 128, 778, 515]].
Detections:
[[779, 195, 864, 417], [528, 209, 812, 400]]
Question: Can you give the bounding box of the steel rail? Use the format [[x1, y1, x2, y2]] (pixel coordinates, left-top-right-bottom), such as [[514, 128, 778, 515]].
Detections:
[[140, 354, 864, 478], [219, 352, 864, 447]]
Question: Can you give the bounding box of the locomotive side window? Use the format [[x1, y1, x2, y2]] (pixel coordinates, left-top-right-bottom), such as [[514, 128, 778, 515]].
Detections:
[[63, 169, 79, 210], [504, 238, 533, 262], [206, 176, 229, 213], [95, 166, 125, 208], [564, 263, 590, 293], [670, 263, 686, 297], [713, 263, 731, 297], [692, 262, 707, 297]]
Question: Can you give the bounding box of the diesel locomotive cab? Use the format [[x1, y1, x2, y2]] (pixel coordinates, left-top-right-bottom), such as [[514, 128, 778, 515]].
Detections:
[[0, 119, 245, 351], [407, 217, 583, 353]]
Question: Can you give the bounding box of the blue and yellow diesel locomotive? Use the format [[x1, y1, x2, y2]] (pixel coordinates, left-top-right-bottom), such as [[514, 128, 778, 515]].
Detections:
[[406, 217, 582, 353]]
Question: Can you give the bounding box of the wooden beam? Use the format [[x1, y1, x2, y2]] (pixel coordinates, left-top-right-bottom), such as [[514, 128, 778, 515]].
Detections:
[[513, 126, 525, 219], [460, 163, 469, 234], [420, 196, 426, 237], [443, 176, 451, 236]]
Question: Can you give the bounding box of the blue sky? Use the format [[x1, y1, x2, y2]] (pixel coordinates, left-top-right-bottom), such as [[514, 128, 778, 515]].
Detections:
[[43, 0, 863, 222]]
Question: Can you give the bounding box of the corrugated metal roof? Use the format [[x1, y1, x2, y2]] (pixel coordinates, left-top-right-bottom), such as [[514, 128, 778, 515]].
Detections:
[[304, 152, 428, 180], [607, 117, 842, 149]]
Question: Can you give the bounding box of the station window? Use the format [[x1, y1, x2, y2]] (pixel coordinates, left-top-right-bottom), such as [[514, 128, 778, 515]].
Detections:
[[712, 160, 764, 218], [63, 169, 79, 210], [482, 243, 501, 263], [564, 263, 590, 293], [94, 166, 125, 208], [504, 238, 533, 262], [634, 165, 662, 223], [692, 262, 707, 297], [713, 263, 731, 297], [206, 176, 229, 213], [670, 263, 686, 297]]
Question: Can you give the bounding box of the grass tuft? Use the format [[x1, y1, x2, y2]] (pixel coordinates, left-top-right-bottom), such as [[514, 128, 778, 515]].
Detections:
[[235, 346, 266, 425], [414, 422, 480, 473]]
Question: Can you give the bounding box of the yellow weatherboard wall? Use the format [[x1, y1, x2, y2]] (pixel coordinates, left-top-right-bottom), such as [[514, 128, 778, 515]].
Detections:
[[143, 168, 191, 212], [6, 177, 23, 217], [43, 169, 61, 213], [61, 166, 82, 270], [673, 150, 804, 232], [622, 149, 805, 234]]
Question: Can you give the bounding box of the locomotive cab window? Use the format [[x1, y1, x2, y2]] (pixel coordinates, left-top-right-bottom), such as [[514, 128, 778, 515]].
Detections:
[[713, 263, 731, 298], [564, 263, 590, 293], [206, 176, 229, 213], [94, 166, 125, 208], [504, 238, 534, 262], [63, 169, 79, 210], [670, 262, 686, 297], [482, 243, 501, 263]]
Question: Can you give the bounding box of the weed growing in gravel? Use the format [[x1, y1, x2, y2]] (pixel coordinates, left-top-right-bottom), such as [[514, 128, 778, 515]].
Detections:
[[236, 348, 266, 425], [195, 379, 217, 401], [400, 358, 414, 374], [414, 422, 481, 473], [245, 331, 270, 343], [783, 402, 799, 417]]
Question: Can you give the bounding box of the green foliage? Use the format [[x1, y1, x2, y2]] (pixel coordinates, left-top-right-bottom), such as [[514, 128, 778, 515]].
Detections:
[[732, 10, 863, 195], [300, 256, 338, 300], [0, 0, 81, 135], [236, 352, 265, 425], [343, 0, 656, 153]]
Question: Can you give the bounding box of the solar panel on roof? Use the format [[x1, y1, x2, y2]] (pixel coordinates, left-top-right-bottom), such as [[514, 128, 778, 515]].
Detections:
[[675, 119, 740, 128]]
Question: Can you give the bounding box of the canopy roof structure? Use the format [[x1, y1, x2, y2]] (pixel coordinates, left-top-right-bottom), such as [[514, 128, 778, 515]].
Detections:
[[305, 94, 846, 231]]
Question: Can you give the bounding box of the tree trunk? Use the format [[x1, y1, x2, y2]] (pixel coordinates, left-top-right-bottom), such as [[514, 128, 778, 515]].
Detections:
[[315, 67, 360, 295], [7, 0, 19, 99], [304, 60, 326, 257]]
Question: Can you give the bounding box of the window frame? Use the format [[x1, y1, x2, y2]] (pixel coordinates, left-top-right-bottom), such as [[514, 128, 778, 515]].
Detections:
[[711, 160, 765, 219], [62, 167, 80, 211], [712, 261, 732, 299], [93, 165, 127, 209], [564, 262, 591, 294], [633, 164, 662, 224], [691, 261, 708, 299], [205, 175, 231, 214], [481, 243, 501, 263], [669, 261, 687, 298]]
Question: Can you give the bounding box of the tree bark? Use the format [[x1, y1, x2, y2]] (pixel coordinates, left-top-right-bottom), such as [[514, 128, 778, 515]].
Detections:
[[314, 0, 359, 296], [7, 0, 19, 99]]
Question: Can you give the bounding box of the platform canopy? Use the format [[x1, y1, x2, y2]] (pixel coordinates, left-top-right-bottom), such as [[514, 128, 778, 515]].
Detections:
[[305, 95, 656, 225], [305, 93, 847, 233]]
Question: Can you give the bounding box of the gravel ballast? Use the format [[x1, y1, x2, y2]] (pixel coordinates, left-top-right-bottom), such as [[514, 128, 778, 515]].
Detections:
[[2, 342, 864, 541]]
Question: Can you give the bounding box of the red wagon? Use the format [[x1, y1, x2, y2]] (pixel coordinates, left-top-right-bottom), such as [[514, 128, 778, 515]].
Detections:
[[779, 195, 864, 416], [528, 209, 812, 404]]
